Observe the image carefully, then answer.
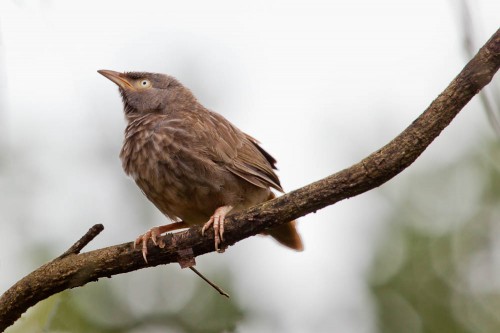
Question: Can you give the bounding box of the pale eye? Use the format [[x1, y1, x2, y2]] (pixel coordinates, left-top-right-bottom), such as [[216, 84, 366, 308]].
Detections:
[[138, 79, 152, 88]]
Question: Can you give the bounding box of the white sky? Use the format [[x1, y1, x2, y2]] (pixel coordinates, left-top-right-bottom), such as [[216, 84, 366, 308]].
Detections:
[[0, 1, 499, 332]]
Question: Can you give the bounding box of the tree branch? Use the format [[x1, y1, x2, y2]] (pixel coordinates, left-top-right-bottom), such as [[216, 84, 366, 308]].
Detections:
[[1, 28, 499, 332]]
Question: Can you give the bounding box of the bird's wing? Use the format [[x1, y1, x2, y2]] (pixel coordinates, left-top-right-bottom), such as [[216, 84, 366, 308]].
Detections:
[[205, 111, 284, 192]]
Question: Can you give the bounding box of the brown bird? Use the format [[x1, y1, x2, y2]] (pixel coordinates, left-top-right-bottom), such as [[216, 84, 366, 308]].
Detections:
[[98, 70, 303, 261]]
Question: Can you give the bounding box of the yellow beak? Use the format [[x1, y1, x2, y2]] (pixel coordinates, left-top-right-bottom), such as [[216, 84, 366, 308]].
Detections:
[[98, 69, 134, 90]]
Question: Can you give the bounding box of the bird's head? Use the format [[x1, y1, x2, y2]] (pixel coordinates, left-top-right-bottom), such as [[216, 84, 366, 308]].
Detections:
[[98, 70, 196, 117]]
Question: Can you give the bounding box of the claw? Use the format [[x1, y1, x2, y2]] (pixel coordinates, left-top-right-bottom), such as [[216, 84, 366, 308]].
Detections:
[[142, 235, 149, 263], [133, 221, 190, 263], [201, 205, 233, 252], [135, 228, 157, 263], [201, 218, 211, 236]]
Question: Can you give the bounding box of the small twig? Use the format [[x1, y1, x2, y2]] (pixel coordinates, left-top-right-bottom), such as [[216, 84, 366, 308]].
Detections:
[[177, 247, 229, 297], [58, 224, 104, 259], [189, 267, 230, 298]]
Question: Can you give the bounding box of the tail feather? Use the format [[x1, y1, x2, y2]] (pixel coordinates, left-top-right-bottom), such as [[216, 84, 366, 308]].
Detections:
[[262, 192, 304, 251], [264, 220, 304, 251]]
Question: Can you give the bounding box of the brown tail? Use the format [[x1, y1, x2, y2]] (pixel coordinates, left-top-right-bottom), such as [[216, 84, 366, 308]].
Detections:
[[262, 192, 304, 251]]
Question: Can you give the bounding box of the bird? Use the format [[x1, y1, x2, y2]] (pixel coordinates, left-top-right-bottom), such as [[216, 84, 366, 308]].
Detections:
[[98, 69, 303, 261]]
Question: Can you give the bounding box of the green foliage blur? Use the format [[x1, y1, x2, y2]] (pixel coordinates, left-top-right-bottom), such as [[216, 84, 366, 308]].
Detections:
[[7, 267, 243, 333], [370, 140, 500, 333]]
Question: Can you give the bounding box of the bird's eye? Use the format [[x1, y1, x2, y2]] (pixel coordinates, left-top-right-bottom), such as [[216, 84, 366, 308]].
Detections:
[[138, 79, 152, 89]]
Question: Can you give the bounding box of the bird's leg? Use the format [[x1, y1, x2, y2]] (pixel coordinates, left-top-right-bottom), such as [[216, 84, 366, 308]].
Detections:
[[202, 205, 233, 252], [134, 221, 189, 263]]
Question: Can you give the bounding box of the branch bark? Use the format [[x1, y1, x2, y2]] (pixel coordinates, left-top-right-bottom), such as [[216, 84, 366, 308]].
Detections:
[[1, 28, 499, 332]]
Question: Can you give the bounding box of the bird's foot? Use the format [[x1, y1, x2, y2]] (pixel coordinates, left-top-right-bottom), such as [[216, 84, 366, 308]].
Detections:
[[202, 205, 233, 253], [134, 221, 189, 263]]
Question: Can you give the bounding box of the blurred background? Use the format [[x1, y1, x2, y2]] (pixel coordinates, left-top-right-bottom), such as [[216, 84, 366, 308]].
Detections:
[[0, 0, 499, 332]]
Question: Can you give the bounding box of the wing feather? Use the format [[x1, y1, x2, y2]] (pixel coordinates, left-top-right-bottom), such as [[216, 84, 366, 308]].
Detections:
[[206, 111, 283, 192]]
